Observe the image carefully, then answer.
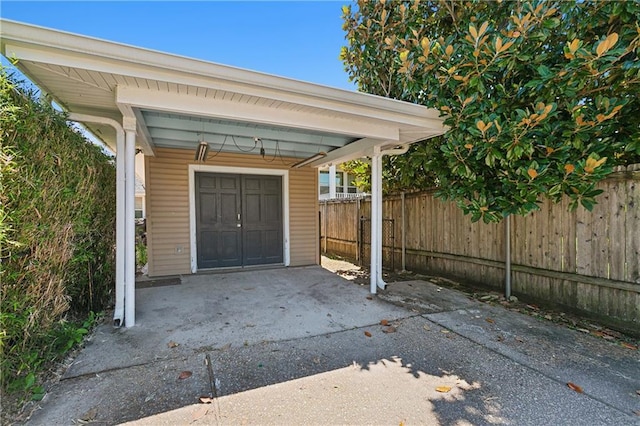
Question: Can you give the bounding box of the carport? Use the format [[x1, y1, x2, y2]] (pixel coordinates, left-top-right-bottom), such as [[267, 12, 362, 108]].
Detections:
[[0, 19, 446, 328]]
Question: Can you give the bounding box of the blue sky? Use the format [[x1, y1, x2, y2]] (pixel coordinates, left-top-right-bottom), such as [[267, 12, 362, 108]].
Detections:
[[1, 1, 357, 90]]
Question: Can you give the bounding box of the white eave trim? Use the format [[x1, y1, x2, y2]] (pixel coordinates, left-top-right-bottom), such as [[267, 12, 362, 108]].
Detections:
[[1, 19, 443, 126], [312, 127, 447, 167]]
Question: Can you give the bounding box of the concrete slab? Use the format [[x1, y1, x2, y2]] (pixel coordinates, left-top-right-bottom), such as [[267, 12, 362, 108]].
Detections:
[[425, 302, 640, 416], [63, 266, 409, 378]]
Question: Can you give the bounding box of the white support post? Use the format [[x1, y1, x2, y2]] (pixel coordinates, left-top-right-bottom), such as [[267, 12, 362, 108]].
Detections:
[[370, 147, 386, 293], [374, 152, 385, 290], [370, 151, 378, 294], [67, 113, 125, 327], [115, 135, 126, 326], [369, 144, 409, 293], [329, 164, 337, 200], [124, 126, 137, 327]]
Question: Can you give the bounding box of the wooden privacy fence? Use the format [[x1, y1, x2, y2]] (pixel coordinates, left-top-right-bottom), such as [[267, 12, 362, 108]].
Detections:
[[319, 165, 640, 333]]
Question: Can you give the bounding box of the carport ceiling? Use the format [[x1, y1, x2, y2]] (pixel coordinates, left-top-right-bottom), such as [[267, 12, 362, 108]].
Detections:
[[141, 111, 355, 159]]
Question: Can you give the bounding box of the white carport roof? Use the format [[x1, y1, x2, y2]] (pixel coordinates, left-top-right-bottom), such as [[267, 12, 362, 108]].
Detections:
[[0, 19, 445, 166]]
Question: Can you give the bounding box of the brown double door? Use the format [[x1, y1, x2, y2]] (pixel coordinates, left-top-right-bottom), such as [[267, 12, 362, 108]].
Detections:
[[195, 172, 283, 269]]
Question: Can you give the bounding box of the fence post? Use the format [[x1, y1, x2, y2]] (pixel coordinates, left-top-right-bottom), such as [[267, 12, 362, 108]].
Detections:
[[356, 198, 360, 262], [318, 209, 321, 261], [401, 192, 406, 272], [323, 201, 328, 254], [505, 214, 512, 299]]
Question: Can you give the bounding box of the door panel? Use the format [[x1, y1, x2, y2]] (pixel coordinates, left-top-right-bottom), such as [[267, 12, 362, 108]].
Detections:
[[196, 173, 282, 269], [242, 175, 283, 266], [195, 173, 242, 268]]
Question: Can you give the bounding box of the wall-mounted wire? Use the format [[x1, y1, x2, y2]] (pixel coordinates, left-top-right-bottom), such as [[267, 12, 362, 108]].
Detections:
[[231, 135, 258, 153], [205, 135, 229, 160]]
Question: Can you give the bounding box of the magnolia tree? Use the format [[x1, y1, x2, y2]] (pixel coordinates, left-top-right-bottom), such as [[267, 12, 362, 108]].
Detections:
[[341, 0, 640, 222]]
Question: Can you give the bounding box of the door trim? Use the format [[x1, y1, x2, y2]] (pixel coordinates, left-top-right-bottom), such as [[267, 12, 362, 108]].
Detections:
[[188, 164, 290, 273]]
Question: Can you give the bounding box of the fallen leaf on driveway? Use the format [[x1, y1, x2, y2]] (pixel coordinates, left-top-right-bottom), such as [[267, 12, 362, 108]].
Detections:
[[199, 396, 215, 404], [79, 407, 98, 422], [621, 342, 638, 350], [191, 404, 209, 422], [366, 296, 373, 300], [441, 330, 450, 334], [567, 382, 583, 393], [485, 318, 495, 324], [382, 326, 396, 334], [168, 341, 179, 348], [178, 371, 193, 380], [436, 386, 452, 393], [380, 319, 389, 326], [633, 410, 640, 416], [364, 331, 372, 337], [423, 325, 431, 331]]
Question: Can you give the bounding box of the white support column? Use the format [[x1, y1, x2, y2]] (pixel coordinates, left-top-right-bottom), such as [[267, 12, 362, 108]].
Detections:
[[67, 113, 125, 327], [115, 135, 126, 326], [124, 120, 137, 327], [370, 147, 386, 293], [329, 164, 337, 199], [369, 144, 409, 293], [374, 150, 385, 291], [370, 151, 378, 294]]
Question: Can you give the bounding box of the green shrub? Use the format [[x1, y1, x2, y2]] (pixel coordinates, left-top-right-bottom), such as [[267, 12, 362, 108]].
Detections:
[[0, 68, 116, 400]]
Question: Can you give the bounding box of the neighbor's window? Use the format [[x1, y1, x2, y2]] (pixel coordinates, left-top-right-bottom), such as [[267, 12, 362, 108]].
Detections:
[[135, 197, 144, 219], [319, 170, 330, 195]]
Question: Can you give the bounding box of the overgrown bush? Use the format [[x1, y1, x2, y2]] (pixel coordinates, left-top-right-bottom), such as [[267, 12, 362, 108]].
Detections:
[[0, 69, 116, 399]]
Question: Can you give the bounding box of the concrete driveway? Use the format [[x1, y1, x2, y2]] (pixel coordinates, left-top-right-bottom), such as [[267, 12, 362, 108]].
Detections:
[[24, 265, 639, 425]]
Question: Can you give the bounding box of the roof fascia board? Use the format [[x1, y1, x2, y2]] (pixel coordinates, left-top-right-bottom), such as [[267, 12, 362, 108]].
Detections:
[[115, 85, 400, 141], [2, 20, 443, 125], [312, 137, 389, 167], [312, 128, 447, 167]]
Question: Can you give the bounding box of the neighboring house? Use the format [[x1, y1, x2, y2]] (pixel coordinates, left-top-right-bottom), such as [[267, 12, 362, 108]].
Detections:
[[0, 19, 445, 327], [134, 179, 146, 219], [134, 175, 145, 219], [318, 165, 366, 200], [134, 152, 146, 219]]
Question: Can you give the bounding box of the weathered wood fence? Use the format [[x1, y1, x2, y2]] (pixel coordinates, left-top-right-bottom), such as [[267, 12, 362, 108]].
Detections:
[[320, 165, 640, 333]]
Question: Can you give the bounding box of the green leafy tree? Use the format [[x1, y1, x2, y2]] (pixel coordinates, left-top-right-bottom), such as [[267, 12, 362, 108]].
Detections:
[[341, 0, 640, 222], [341, 141, 441, 194]]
